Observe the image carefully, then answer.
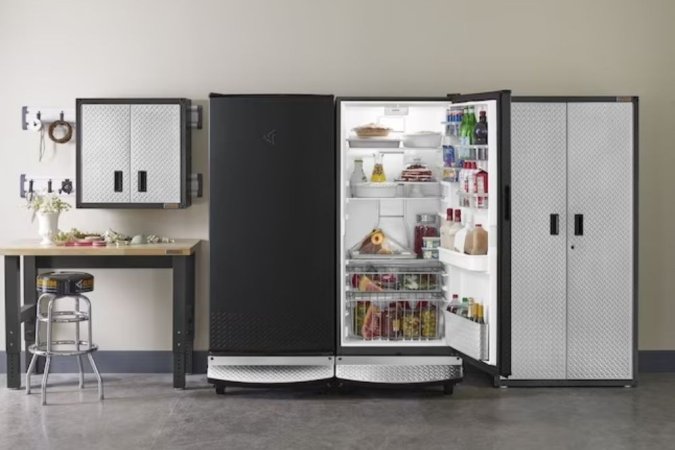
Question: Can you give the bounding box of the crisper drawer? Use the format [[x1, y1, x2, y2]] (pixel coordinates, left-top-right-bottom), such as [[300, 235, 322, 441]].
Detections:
[[348, 294, 445, 342], [445, 311, 488, 361]]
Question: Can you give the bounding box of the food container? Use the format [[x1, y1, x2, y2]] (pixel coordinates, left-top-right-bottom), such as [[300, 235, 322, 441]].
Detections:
[[352, 182, 397, 198], [422, 237, 441, 249], [402, 131, 442, 148], [353, 124, 391, 137], [423, 248, 439, 260], [347, 137, 401, 148]]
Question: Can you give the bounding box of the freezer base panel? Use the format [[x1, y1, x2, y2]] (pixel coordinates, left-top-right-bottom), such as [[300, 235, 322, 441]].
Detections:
[[335, 356, 463, 384], [207, 356, 334, 384]]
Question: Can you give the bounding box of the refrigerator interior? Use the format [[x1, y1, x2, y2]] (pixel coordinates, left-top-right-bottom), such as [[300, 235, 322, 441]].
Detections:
[[339, 99, 499, 366]]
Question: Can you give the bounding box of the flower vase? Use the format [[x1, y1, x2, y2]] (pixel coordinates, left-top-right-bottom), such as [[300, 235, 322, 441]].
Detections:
[[37, 212, 59, 245]]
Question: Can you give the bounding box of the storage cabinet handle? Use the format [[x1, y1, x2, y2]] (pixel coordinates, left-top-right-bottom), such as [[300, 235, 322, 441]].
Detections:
[[114, 171, 123, 192], [138, 171, 147, 192], [550, 214, 559, 235], [574, 214, 584, 236], [504, 185, 511, 221]]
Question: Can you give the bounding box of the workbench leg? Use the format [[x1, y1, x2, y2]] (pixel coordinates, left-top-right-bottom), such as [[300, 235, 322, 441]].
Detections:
[[23, 256, 42, 374], [4, 256, 22, 389], [185, 253, 195, 375], [172, 256, 188, 389]]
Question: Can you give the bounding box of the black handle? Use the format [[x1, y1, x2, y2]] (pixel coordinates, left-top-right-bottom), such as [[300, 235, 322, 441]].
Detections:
[[574, 214, 584, 236], [138, 171, 147, 192], [504, 185, 511, 221], [550, 214, 559, 235], [114, 171, 123, 192]]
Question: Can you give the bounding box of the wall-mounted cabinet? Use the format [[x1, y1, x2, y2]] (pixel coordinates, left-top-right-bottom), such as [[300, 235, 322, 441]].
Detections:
[[76, 98, 192, 208]]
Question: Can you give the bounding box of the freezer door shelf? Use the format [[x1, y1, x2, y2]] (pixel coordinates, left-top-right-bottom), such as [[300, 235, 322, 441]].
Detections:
[[335, 356, 463, 384], [207, 356, 334, 384]]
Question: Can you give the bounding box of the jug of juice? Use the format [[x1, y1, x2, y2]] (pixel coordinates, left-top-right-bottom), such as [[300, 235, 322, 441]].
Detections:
[[371, 153, 386, 182]]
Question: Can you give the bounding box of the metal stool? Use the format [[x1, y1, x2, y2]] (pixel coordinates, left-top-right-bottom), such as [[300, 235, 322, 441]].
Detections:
[[26, 272, 103, 405]]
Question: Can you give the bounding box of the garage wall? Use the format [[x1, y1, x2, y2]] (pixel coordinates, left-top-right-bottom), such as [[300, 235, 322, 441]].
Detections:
[[0, 0, 673, 355]]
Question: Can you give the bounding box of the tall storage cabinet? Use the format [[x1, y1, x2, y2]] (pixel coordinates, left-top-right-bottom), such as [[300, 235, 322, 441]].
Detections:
[[77, 98, 191, 208], [507, 97, 637, 386]]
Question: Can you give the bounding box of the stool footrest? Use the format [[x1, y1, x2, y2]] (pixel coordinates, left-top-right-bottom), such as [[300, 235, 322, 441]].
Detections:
[[37, 311, 90, 323], [29, 341, 98, 357]]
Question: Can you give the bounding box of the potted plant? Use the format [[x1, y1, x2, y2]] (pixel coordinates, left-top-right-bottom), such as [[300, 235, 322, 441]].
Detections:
[[26, 194, 71, 245]]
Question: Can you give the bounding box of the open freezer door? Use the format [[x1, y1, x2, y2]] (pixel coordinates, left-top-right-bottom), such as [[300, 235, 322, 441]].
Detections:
[[441, 90, 511, 378]]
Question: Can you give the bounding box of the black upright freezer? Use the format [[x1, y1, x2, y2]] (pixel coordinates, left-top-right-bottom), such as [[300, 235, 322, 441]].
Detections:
[[208, 94, 336, 389]]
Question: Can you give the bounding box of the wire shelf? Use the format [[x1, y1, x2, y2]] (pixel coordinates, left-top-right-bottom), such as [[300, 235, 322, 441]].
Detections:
[[346, 263, 444, 294], [347, 293, 445, 342]]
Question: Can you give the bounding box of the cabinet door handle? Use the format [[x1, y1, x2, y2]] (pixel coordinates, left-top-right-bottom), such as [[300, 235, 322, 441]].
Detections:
[[138, 171, 147, 192], [550, 214, 559, 235], [574, 214, 584, 236], [114, 171, 123, 192]]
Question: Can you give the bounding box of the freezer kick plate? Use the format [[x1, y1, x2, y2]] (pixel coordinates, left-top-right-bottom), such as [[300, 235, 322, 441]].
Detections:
[[335, 356, 463, 384], [208, 356, 334, 384]]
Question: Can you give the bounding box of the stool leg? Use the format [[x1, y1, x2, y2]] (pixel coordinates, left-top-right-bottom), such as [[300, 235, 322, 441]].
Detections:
[[75, 296, 84, 389], [87, 353, 104, 401], [41, 296, 57, 406], [41, 356, 51, 406], [26, 353, 38, 395], [80, 295, 103, 401]]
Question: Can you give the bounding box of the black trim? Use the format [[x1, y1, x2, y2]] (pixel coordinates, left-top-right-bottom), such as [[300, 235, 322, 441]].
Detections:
[[138, 170, 147, 192], [632, 97, 639, 385], [550, 213, 560, 235], [76, 98, 192, 209], [512, 96, 634, 103], [574, 213, 584, 235]]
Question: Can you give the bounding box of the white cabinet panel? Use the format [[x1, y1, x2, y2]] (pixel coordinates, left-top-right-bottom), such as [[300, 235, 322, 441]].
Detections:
[[130, 104, 182, 203], [80, 104, 130, 203], [566, 102, 634, 379], [510, 103, 568, 379]]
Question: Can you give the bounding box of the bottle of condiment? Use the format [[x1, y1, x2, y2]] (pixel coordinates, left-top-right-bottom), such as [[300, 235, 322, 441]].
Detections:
[[371, 153, 386, 182], [474, 109, 488, 145], [460, 297, 469, 318], [414, 214, 439, 258], [447, 294, 460, 313], [454, 211, 471, 253], [349, 159, 367, 196], [440, 208, 454, 249], [466, 224, 488, 255]]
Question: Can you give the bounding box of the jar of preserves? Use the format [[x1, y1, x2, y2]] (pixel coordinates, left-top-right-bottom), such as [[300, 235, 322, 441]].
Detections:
[[414, 214, 439, 258]]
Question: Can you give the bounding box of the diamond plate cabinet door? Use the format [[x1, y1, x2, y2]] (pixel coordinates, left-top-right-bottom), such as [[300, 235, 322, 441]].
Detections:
[[80, 104, 131, 203], [510, 102, 568, 380], [566, 102, 634, 380], [130, 104, 182, 204]]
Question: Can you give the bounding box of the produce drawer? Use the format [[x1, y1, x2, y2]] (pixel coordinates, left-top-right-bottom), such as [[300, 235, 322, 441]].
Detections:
[[445, 311, 488, 361], [347, 293, 444, 342]]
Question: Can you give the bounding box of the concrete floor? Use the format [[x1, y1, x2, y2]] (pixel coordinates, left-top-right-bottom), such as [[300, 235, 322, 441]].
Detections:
[[1, 373, 674, 450]]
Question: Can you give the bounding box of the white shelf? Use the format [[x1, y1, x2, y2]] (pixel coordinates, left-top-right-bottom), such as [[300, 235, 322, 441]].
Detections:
[[347, 197, 441, 202], [438, 247, 488, 272], [347, 146, 442, 153]]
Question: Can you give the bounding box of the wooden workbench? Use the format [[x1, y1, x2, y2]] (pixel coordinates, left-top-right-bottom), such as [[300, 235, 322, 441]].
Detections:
[[1, 239, 200, 390]]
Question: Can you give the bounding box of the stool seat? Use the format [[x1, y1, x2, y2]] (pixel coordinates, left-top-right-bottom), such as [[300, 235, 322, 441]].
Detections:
[[37, 272, 94, 295]]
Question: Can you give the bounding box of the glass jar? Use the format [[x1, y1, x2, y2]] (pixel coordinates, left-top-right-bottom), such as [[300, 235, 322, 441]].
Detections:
[[349, 159, 367, 196], [414, 213, 439, 258], [370, 153, 386, 182]]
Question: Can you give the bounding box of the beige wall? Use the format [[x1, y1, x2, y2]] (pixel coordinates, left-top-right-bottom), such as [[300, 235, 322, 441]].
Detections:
[[0, 0, 673, 352]]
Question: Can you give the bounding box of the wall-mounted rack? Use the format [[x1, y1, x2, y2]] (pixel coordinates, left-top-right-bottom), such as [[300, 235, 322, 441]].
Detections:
[[22, 105, 204, 130], [20, 174, 74, 199]]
